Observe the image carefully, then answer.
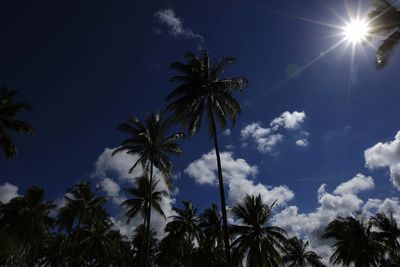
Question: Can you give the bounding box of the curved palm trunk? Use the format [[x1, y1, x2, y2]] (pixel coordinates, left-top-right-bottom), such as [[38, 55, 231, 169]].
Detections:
[[144, 160, 154, 267], [210, 112, 232, 267]]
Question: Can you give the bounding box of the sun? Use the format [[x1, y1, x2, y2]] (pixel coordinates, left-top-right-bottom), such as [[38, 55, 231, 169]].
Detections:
[[343, 19, 369, 44]]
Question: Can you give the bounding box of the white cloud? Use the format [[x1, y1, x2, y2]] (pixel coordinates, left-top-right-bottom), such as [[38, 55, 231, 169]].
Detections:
[[365, 131, 400, 190], [222, 129, 231, 136], [0, 182, 19, 203], [271, 173, 399, 267], [154, 8, 204, 45], [93, 147, 177, 238], [270, 111, 306, 130], [241, 111, 307, 153], [185, 150, 294, 207], [295, 138, 309, 147]]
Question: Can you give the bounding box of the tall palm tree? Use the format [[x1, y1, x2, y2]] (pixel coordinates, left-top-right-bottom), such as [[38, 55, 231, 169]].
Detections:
[[370, 213, 400, 261], [0, 186, 55, 266], [230, 194, 287, 267], [322, 216, 384, 267], [166, 51, 248, 266], [132, 224, 158, 266], [283, 237, 325, 267], [113, 111, 184, 267], [367, 0, 400, 68], [0, 85, 33, 159]]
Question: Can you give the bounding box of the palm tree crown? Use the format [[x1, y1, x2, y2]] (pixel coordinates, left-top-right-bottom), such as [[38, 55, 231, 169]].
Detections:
[[0, 85, 33, 159], [230, 194, 287, 267], [322, 216, 385, 267], [368, 0, 400, 68], [283, 237, 325, 267], [121, 175, 169, 222], [113, 111, 184, 189]]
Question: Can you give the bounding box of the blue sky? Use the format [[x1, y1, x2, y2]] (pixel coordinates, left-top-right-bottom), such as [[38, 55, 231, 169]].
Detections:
[[1, 0, 400, 263]]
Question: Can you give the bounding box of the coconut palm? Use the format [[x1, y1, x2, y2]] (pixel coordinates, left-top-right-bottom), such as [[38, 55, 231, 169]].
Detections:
[[192, 203, 226, 266], [283, 237, 325, 267], [113, 111, 184, 267], [166, 51, 248, 266], [322, 216, 384, 267], [132, 224, 158, 266], [230, 194, 287, 267], [370, 213, 400, 260], [367, 0, 400, 68], [0, 85, 33, 159], [121, 175, 169, 223], [0, 186, 55, 266], [157, 201, 203, 266]]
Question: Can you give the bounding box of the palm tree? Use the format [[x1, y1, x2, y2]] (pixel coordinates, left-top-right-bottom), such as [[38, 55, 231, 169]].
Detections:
[[283, 237, 325, 267], [166, 51, 248, 266], [0, 186, 55, 266], [194, 203, 225, 266], [121, 175, 169, 223], [157, 201, 203, 266], [132, 224, 158, 266], [0, 85, 33, 159], [322, 216, 384, 267], [113, 111, 184, 267], [370, 213, 400, 261], [367, 0, 400, 68], [121, 176, 168, 267], [230, 194, 287, 267]]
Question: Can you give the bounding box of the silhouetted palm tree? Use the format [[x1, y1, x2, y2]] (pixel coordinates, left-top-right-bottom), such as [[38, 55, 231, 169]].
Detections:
[[121, 176, 168, 267], [194, 203, 225, 266], [283, 237, 325, 267], [322, 216, 384, 267], [132, 224, 158, 266], [113, 111, 184, 267], [0, 85, 33, 159], [368, 0, 400, 68], [122, 175, 168, 223], [230, 194, 287, 267], [0, 186, 55, 266], [370, 213, 400, 261], [166, 51, 248, 266], [157, 201, 202, 266]]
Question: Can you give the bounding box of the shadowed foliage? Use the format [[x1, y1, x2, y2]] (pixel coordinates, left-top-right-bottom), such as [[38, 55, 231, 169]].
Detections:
[[283, 237, 325, 267], [166, 51, 247, 267], [322, 216, 384, 267], [368, 0, 400, 68], [0, 85, 33, 159], [230, 194, 287, 267]]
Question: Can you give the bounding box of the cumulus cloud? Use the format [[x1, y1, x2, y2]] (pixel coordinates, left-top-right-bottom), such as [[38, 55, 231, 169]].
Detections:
[[365, 131, 400, 190], [154, 8, 204, 46], [271, 173, 399, 267], [241, 111, 307, 153], [184, 150, 294, 207], [0, 182, 19, 203], [93, 147, 177, 238], [222, 129, 231, 136]]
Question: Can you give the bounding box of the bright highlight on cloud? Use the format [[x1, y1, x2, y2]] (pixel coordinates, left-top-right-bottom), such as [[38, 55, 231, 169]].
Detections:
[[185, 149, 294, 207], [0, 182, 19, 203], [241, 111, 308, 153], [364, 131, 400, 191]]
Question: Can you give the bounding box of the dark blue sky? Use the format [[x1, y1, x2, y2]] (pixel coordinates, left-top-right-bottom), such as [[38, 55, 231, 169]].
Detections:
[[1, 0, 400, 218]]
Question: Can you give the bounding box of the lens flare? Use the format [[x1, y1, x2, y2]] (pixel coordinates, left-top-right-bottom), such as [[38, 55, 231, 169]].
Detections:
[[343, 19, 369, 44]]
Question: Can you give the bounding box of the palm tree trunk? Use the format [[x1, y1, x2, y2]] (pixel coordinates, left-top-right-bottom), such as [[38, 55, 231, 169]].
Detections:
[[210, 112, 232, 267], [144, 160, 154, 267]]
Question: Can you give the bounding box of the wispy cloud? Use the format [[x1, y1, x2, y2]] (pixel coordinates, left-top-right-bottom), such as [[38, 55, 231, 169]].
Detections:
[[154, 8, 204, 48]]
